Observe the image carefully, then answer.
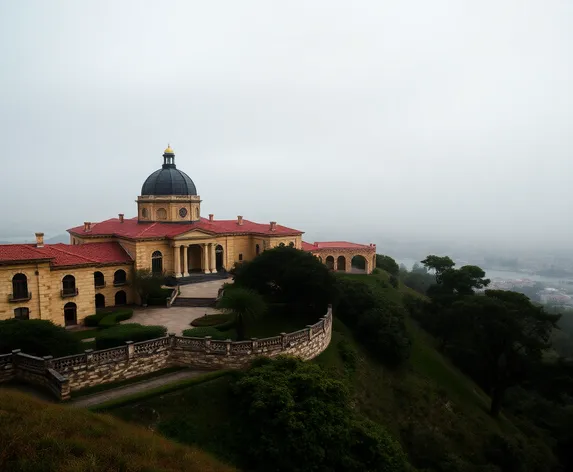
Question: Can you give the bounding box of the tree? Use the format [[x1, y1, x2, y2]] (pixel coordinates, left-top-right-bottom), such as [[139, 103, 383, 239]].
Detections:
[[448, 290, 559, 417], [0, 319, 83, 357], [216, 286, 267, 340], [232, 356, 408, 471], [132, 268, 163, 305], [421, 255, 455, 282], [232, 246, 336, 316], [376, 254, 399, 276]]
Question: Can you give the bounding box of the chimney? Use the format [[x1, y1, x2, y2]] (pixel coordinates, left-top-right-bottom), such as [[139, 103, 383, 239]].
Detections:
[[270, 221, 277, 232], [209, 214, 214, 222], [237, 215, 243, 226], [84, 222, 91, 232], [118, 213, 124, 223], [35, 232, 44, 248]]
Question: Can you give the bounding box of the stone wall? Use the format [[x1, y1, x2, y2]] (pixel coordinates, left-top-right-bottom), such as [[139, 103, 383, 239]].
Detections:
[[0, 307, 332, 401]]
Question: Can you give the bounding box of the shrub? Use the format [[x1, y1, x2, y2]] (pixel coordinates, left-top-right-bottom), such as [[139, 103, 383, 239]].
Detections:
[[98, 309, 134, 328], [84, 312, 109, 327], [0, 319, 83, 357], [182, 327, 236, 340], [148, 296, 168, 306], [95, 324, 167, 350], [337, 339, 358, 373], [190, 314, 233, 327]]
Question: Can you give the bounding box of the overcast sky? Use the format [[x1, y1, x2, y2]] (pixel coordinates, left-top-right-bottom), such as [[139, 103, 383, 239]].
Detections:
[[1, 1, 572, 249]]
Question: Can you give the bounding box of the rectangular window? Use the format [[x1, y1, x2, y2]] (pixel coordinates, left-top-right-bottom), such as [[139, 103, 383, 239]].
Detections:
[[239, 253, 243, 261], [14, 307, 30, 320]]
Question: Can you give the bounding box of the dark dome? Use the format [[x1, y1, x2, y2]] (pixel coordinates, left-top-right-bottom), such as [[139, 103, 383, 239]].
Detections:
[[141, 147, 198, 196]]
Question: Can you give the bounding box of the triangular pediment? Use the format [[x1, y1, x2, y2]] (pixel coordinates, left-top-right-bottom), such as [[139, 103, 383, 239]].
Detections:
[[173, 229, 215, 240]]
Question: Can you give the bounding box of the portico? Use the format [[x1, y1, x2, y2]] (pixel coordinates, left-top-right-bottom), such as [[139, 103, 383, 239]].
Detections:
[[173, 241, 218, 276]]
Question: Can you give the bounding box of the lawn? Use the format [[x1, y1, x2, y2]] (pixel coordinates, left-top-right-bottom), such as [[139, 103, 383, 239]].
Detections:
[[69, 329, 98, 341]]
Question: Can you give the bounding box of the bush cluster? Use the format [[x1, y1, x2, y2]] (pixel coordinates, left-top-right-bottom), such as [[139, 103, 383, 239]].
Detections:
[[190, 314, 233, 327], [95, 324, 167, 350], [147, 287, 173, 306], [334, 277, 411, 367], [98, 309, 134, 328], [84, 312, 108, 327], [0, 319, 83, 357]]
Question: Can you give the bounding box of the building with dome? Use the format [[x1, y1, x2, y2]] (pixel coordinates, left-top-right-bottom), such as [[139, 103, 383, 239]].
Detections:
[[0, 146, 376, 326]]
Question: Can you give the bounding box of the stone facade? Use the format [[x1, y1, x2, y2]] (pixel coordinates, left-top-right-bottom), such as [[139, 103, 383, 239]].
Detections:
[[0, 259, 133, 325], [0, 307, 333, 401]]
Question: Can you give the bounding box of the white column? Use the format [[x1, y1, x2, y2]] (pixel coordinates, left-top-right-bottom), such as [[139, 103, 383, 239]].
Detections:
[[202, 243, 209, 274], [209, 243, 217, 273], [182, 245, 189, 277], [173, 245, 182, 278]]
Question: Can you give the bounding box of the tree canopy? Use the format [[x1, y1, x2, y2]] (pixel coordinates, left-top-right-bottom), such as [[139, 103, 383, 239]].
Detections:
[[376, 254, 399, 275], [216, 286, 266, 340], [232, 246, 336, 316], [232, 356, 408, 472]]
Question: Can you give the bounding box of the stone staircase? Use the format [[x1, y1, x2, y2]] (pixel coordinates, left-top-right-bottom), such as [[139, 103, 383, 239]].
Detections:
[[165, 272, 229, 287], [171, 297, 217, 308]]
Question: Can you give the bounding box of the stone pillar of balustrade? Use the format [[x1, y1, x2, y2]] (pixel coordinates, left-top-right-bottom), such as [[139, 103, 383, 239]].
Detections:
[[280, 332, 287, 349], [125, 341, 134, 359]]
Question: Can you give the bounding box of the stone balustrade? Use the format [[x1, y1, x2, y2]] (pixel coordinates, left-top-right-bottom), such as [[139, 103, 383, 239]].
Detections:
[[0, 306, 333, 401]]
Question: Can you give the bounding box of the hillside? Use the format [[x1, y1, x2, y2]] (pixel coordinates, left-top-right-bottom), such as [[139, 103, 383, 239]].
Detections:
[[0, 389, 235, 472], [106, 270, 556, 470]]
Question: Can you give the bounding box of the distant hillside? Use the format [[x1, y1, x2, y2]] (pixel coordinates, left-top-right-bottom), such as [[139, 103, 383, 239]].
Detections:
[[0, 389, 235, 472]]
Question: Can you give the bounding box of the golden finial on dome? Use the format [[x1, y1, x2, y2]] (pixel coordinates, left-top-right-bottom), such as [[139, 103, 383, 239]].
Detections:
[[164, 144, 174, 154]]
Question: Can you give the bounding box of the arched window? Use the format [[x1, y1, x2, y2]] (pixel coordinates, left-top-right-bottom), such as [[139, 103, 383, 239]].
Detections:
[[279, 242, 285, 247], [141, 207, 148, 218], [215, 245, 224, 271], [351, 255, 367, 272], [95, 293, 105, 310], [14, 307, 29, 320], [12, 273, 29, 300], [255, 244, 260, 256], [195, 207, 199, 219], [62, 275, 77, 297], [289, 242, 295, 248], [113, 269, 127, 286], [337, 256, 347, 271], [115, 290, 127, 306], [94, 271, 105, 288], [64, 302, 77, 326], [156, 208, 167, 220], [152, 251, 163, 275]]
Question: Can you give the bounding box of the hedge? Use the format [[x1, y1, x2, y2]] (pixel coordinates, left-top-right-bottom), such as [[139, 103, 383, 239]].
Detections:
[[95, 323, 167, 350], [84, 312, 109, 327], [182, 326, 237, 340], [98, 309, 134, 328], [190, 314, 233, 327]]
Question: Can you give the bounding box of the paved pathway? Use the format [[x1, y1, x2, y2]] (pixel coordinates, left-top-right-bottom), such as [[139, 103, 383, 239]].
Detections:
[[70, 369, 205, 408], [122, 278, 232, 335]]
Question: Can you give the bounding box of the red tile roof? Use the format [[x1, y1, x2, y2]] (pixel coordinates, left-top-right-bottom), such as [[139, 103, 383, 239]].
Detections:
[[0, 242, 132, 268], [68, 217, 303, 240], [302, 241, 376, 251], [0, 244, 53, 263]]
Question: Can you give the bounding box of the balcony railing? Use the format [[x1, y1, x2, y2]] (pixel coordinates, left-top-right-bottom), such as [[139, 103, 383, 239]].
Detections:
[[61, 288, 79, 298], [113, 280, 128, 287], [94, 282, 106, 289], [8, 292, 32, 302]]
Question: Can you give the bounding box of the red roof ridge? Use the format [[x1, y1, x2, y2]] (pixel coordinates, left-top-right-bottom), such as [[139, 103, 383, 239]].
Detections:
[[45, 244, 99, 264]]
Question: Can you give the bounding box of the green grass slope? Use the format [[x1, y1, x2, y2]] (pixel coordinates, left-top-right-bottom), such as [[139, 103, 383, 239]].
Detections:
[[0, 389, 235, 472], [107, 270, 554, 470]]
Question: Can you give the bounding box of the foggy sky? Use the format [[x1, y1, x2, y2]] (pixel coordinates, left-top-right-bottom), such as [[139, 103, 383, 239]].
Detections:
[[1, 1, 572, 249]]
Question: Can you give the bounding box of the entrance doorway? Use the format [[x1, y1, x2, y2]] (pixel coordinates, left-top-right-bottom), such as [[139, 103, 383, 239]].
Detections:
[[188, 245, 203, 272], [216, 245, 224, 271], [64, 302, 77, 326], [95, 293, 105, 310]]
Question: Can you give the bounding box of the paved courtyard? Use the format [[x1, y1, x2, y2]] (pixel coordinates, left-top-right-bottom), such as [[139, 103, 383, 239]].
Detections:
[[121, 278, 231, 335]]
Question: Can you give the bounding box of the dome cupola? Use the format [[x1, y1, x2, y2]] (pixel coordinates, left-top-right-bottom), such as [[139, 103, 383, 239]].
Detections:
[[141, 145, 197, 196], [137, 145, 202, 223]]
